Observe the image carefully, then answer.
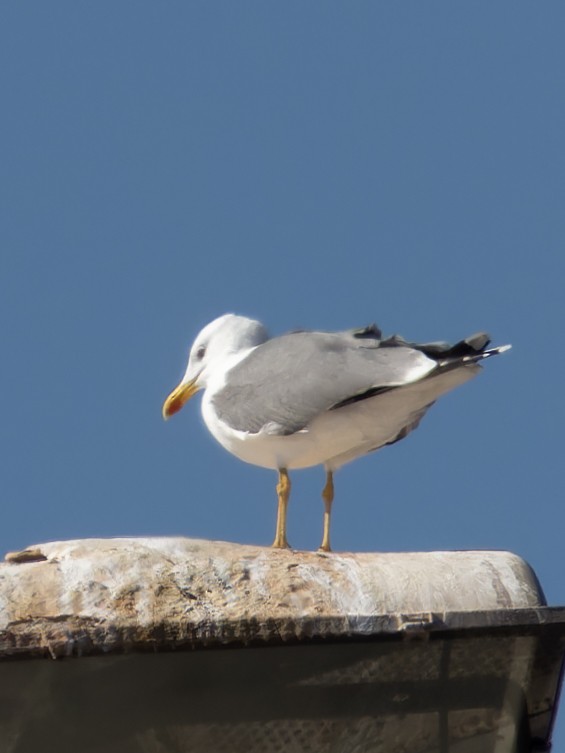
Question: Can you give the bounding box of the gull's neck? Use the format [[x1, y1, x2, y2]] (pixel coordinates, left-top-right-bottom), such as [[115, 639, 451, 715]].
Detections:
[[204, 345, 259, 395]]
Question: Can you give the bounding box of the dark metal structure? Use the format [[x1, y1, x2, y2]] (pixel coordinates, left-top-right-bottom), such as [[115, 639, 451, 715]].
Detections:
[[2, 607, 565, 752]]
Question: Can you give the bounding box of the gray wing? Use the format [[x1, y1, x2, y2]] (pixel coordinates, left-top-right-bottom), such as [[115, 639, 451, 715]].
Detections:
[[211, 330, 436, 435], [323, 362, 483, 469]]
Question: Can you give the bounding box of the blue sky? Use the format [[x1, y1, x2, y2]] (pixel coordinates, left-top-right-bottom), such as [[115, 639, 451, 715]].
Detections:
[[2, 0, 564, 741]]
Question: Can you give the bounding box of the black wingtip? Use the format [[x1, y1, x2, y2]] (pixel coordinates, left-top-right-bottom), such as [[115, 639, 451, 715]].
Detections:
[[481, 343, 512, 358], [353, 323, 382, 340]]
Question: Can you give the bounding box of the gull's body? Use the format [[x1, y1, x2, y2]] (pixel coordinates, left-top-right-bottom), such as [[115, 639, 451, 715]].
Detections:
[[163, 314, 510, 550]]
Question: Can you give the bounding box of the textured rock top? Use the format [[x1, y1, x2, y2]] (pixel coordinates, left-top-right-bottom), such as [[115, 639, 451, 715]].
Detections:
[[0, 537, 545, 658]]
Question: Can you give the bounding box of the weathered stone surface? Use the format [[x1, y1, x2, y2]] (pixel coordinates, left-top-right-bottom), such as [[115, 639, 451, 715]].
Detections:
[[0, 537, 545, 658]]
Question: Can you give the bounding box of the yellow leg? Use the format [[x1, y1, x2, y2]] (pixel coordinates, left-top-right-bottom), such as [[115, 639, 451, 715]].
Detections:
[[272, 469, 291, 549], [319, 470, 334, 552]]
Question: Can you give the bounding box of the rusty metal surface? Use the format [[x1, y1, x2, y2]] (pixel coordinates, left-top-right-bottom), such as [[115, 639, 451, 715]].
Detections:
[[0, 537, 550, 658]]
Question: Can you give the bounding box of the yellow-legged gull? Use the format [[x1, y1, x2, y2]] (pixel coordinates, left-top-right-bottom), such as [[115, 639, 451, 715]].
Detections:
[[163, 314, 510, 551]]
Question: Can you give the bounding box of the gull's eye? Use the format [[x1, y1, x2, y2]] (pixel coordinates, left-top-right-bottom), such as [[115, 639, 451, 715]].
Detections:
[[196, 345, 206, 360]]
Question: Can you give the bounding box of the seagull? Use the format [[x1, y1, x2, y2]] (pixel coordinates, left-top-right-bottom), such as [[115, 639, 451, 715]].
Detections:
[[162, 314, 510, 551]]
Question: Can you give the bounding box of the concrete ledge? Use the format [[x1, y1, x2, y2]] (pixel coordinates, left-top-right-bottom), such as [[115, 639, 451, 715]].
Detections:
[[0, 538, 546, 658]]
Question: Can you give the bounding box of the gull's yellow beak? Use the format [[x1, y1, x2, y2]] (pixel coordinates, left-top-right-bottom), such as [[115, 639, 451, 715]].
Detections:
[[162, 378, 200, 420]]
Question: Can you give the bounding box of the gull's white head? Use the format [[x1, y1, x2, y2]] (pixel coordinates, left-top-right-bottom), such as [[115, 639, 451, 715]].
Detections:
[[162, 314, 268, 420]]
